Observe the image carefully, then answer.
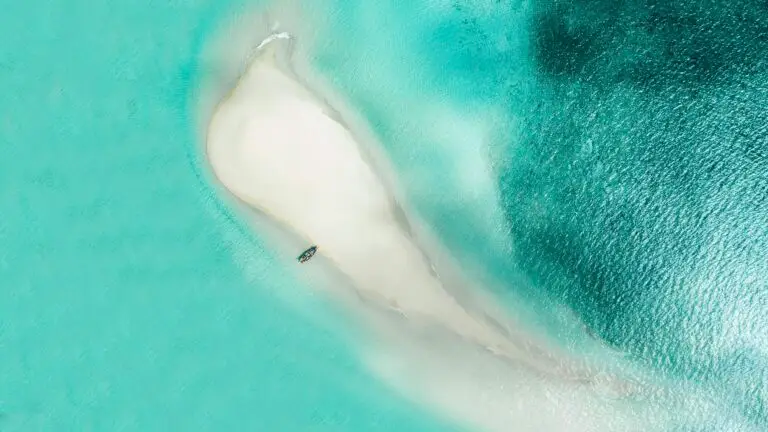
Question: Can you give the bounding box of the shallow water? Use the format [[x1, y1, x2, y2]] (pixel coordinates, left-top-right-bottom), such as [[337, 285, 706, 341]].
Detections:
[[2, 0, 766, 430], [0, 1, 457, 430]]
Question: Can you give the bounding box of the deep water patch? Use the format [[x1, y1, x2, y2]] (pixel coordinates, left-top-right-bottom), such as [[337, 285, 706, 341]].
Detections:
[[531, 0, 768, 88], [499, 0, 768, 427]]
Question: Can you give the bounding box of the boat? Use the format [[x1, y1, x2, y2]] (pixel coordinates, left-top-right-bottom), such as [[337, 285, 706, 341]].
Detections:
[[297, 245, 318, 263]]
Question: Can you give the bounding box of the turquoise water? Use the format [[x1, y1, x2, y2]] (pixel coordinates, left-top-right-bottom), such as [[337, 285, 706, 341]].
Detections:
[[0, 1, 458, 430], [3, 0, 767, 431]]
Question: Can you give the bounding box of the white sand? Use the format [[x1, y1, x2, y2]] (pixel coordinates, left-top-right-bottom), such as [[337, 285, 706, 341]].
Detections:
[[207, 35, 572, 373], [203, 32, 670, 432]]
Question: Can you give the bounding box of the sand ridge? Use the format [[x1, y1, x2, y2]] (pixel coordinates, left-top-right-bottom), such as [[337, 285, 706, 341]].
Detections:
[[204, 33, 621, 383]]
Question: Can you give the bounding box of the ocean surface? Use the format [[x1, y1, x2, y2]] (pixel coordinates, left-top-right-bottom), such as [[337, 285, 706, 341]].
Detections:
[[2, 0, 766, 431]]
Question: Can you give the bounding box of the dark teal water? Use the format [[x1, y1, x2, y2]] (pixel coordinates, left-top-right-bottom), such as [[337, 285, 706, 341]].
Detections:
[[503, 0, 768, 427]]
